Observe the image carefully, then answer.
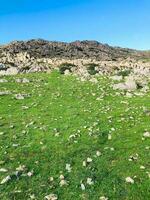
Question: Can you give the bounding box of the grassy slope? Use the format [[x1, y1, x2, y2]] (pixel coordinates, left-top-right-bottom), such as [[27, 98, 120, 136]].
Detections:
[[0, 71, 150, 200]]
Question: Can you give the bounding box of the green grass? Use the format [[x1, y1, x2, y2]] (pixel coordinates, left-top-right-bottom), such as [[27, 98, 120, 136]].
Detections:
[[0, 71, 150, 200], [140, 58, 150, 63]]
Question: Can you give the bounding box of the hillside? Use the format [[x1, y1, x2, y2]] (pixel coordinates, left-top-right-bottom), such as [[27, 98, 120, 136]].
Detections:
[[0, 72, 150, 200], [0, 39, 150, 76], [0, 40, 150, 199], [0, 39, 149, 61]]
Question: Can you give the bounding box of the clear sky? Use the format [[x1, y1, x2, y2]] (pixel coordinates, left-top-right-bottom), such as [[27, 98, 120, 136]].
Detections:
[[0, 0, 150, 50]]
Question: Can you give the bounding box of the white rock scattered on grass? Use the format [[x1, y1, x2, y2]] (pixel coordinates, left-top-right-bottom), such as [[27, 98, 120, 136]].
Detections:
[[87, 178, 94, 185], [16, 78, 30, 83], [0, 161, 5, 165], [12, 143, 19, 147], [108, 134, 112, 140], [49, 177, 54, 182], [143, 132, 150, 138], [29, 194, 36, 199], [99, 196, 108, 200], [16, 165, 26, 172], [126, 92, 133, 98], [96, 151, 102, 157], [128, 154, 139, 162], [140, 166, 145, 170], [14, 94, 25, 100], [110, 147, 114, 151], [65, 163, 71, 172], [0, 132, 4, 136], [82, 161, 86, 167], [0, 79, 8, 83], [81, 183, 86, 190], [55, 132, 60, 137], [59, 174, 64, 180], [125, 177, 134, 184], [44, 194, 58, 200], [60, 179, 68, 187], [111, 127, 115, 131], [0, 91, 11, 96], [111, 75, 122, 81], [0, 168, 8, 172], [22, 106, 29, 110], [0, 175, 11, 184], [87, 157, 92, 163], [146, 172, 150, 178], [59, 174, 68, 187], [27, 171, 34, 177]]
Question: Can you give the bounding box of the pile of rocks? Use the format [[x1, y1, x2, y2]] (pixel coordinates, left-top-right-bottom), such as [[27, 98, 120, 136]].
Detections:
[[0, 39, 149, 76], [0, 40, 150, 93]]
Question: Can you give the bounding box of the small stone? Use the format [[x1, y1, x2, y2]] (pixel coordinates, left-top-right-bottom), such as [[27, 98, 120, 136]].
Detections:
[[12, 144, 19, 147], [110, 147, 114, 151], [87, 157, 92, 163], [0, 168, 8, 172], [15, 94, 25, 100], [44, 194, 58, 200], [108, 134, 112, 140], [82, 161, 86, 167], [65, 163, 71, 172], [140, 166, 145, 170], [96, 151, 102, 157], [0, 132, 4, 136], [30, 194, 36, 199], [0, 79, 8, 83], [125, 177, 134, 184], [111, 128, 115, 131], [99, 196, 108, 200], [22, 106, 29, 110], [49, 177, 54, 182], [60, 179, 68, 187], [128, 154, 139, 161], [27, 171, 33, 177], [87, 178, 94, 185], [81, 183, 85, 190], [16, 165, 26, 172], [59, 174, 64, 180], [0, 175, 11, 184], [143, 132, 150, 138]]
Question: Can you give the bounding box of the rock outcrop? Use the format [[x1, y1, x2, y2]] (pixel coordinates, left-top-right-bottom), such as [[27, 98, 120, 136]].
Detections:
[[0, 39, 150, 79], [0, 39, 143, 61]]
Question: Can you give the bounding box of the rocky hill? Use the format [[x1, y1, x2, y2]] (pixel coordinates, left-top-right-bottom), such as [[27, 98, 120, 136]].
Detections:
[[0, 39, 150, 75], [0, 39, 149, 61]]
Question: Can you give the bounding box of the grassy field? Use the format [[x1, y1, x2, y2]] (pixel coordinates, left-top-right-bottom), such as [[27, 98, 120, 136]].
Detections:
[[0, 71, 150, 200]]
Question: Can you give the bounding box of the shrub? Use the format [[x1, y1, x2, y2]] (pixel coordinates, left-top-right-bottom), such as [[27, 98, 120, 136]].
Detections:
[[58, 63, 76, 74], [20, 66, 31, 72], [85, 63, 99, 75], [117, 69, 131, 77]]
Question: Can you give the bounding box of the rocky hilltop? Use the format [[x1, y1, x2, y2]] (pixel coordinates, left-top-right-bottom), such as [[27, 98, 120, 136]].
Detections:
[[0, 39, 150, 76], [0, 39, 149, 60], [0, 39, 150, 95]]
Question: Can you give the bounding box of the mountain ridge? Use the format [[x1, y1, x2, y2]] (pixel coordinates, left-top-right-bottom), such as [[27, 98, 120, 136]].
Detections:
[[0, 39, 149, 61]]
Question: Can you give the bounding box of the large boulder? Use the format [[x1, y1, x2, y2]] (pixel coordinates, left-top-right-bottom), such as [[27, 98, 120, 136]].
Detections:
[[113, 77, 137, 91], [111, 75, 123, 81], [124, 77, 137, 90]]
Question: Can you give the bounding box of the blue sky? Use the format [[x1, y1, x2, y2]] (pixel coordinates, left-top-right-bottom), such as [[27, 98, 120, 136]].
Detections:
[[0, 0, 150, 49]]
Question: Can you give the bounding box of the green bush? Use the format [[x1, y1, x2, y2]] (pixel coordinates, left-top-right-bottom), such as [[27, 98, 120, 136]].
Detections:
[[117, 69, 131, 77], [86, 63, 99, 75], [58, 63, 76, 74], [19, 66, 31, 72]]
